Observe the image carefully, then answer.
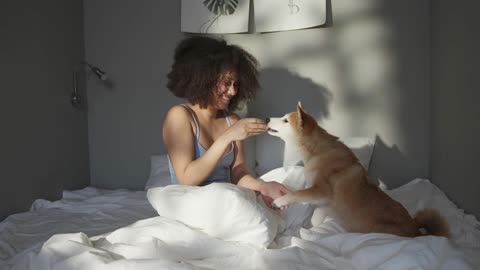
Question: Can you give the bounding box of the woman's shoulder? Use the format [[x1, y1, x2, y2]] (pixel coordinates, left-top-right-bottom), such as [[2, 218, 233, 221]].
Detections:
[[166, 104, 191, 117], [164, 104, 194, 126]]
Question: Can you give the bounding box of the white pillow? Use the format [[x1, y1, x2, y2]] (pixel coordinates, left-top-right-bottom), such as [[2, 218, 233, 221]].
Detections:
[[147, 183, 280, 248], [144, 155, 171, 190], [254, 135, 375, 176], [259, 166, 316, 234]]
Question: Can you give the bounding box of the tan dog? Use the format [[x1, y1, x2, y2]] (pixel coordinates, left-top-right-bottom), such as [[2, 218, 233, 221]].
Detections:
[[268, 102, 449, 237]]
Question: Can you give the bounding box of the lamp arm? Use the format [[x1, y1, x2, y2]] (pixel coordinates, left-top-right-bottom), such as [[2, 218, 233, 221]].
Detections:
[[71, 67, 81, 109], [72, 68, 78, 95], [70, 61, 108, 109]]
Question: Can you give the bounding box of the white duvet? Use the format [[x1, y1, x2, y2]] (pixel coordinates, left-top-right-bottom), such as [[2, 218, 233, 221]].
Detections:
[[9, 167, 480, 270]]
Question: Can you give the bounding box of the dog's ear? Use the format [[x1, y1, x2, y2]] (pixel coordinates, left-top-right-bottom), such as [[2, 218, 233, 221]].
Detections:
[[296, 102, 306, 127], [296, 102, 317, 134], [297, 101, 303, 110]]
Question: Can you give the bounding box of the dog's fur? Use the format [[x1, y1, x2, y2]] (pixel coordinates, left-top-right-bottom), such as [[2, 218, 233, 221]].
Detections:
[[268, 102, 450, 237]]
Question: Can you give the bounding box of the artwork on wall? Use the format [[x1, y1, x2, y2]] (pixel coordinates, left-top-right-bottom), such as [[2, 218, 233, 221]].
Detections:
[[181, 0, 250, 34], [254, 0, 326, 33]]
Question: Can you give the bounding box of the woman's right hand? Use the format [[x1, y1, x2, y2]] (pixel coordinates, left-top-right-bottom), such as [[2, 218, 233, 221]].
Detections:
[[223, 118, 268, 142], [259, 181, 290, 210]]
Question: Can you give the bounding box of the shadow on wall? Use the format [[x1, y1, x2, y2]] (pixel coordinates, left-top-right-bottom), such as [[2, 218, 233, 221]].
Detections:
[[250, 67, 332, 120], [369, 1, 430, 187], [246, 68, 332, 175], [369, 135, 410, 188], [247, 68, 415, 187]]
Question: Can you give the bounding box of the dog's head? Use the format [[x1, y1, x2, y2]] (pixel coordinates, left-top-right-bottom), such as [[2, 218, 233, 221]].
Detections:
[[266, 101, 317, 144]]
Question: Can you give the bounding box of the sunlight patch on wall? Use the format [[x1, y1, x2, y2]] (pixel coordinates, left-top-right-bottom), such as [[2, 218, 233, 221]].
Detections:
[[337, 18, 395, 92], [226, 31, 332, 69], [226, 1, 403, 151], [329, 15, 401, 148], [348, 49, 395, 93]]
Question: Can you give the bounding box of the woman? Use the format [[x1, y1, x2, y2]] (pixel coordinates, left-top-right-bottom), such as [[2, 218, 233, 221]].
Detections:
[[163, 36, 289, 208]]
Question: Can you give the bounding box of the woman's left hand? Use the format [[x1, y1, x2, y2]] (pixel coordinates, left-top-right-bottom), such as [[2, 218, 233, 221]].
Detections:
[[259, 181, 290, 210]]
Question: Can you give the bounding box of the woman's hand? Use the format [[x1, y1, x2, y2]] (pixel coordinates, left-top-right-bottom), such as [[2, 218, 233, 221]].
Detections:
[[223, 118, 268, 142], [259, 181, 290, 210]]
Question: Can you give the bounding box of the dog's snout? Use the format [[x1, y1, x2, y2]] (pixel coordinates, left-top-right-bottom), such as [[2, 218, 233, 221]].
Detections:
[[266, 118, 270, 124]]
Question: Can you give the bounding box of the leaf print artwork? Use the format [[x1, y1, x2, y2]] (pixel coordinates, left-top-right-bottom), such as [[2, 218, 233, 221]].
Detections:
[[203, 0, 239, 16], [200, 0, 239, 33], [181, 0, 249, 34]]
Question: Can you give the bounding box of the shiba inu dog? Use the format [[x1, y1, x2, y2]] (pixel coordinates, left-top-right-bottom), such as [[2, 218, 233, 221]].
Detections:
[[267, 102, 450, 237]]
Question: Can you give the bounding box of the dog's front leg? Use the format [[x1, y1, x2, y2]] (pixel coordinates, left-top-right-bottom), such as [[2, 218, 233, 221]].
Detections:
[[271, 193, 295, 208], [272, 186, 329, 208]]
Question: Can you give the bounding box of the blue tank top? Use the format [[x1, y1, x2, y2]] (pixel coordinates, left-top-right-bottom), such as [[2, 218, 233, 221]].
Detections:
[[168, 104, 234, 186]]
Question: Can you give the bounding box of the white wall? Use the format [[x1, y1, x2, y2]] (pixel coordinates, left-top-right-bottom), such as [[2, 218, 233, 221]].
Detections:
[[84, 0, 431, 191]]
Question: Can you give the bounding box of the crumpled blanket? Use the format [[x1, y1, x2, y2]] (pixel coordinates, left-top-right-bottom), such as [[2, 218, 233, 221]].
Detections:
[[9, 178, 480, 270]]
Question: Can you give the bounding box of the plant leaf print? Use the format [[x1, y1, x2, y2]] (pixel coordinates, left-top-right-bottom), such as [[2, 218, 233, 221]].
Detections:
[[203, 0, 238, 16], [181, 0, 248, 33]]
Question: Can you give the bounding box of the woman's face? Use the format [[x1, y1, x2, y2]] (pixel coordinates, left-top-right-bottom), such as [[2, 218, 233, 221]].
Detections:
[[210, 68, 239, 110]]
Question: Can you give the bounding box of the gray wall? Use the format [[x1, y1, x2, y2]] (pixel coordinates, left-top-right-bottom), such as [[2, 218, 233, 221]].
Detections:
[[0, 0, 90, 220], [85, 0, 431, 191], [83, 0, 184, 190], [431, 1, 480, 218], [84, 0, 430, 189]]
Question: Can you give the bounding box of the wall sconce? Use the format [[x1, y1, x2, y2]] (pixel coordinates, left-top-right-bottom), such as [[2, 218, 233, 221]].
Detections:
[[71, 61, 108, 109]]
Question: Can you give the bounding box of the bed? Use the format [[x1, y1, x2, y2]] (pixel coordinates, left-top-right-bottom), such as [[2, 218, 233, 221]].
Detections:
[[1, 137, 480, 270], [0, 187, 158, 269]]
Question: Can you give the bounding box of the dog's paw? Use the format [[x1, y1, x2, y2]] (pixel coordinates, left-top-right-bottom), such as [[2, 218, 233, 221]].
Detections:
[[272, 195, 290, 209]]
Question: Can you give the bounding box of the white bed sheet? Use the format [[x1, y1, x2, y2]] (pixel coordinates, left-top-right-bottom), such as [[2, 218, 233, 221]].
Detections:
[[0, 187, 157, 270], [6, 178, 480, 270]]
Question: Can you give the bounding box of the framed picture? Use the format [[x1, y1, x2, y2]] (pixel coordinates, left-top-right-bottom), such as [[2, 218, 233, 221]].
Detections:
[[254, 0, 326, 32], [181, 0, 250, 34]]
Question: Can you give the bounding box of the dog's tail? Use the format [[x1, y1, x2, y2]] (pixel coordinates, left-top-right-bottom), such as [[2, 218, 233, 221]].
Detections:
[[414, 209, 450, 237]]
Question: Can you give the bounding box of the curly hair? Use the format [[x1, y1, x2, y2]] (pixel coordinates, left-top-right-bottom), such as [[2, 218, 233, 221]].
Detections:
[[167, 36, 260, 111]]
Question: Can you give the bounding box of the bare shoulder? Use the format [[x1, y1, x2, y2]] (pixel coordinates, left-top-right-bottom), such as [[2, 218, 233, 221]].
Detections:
[[163, 105, 193, 131], [164, 105, 191, 122]]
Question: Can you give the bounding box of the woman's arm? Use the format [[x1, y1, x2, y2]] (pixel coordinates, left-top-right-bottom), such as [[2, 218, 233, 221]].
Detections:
[[229, 114, 290, 208], [230, 138, 262, 189], [163, 105, 231, 186]]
